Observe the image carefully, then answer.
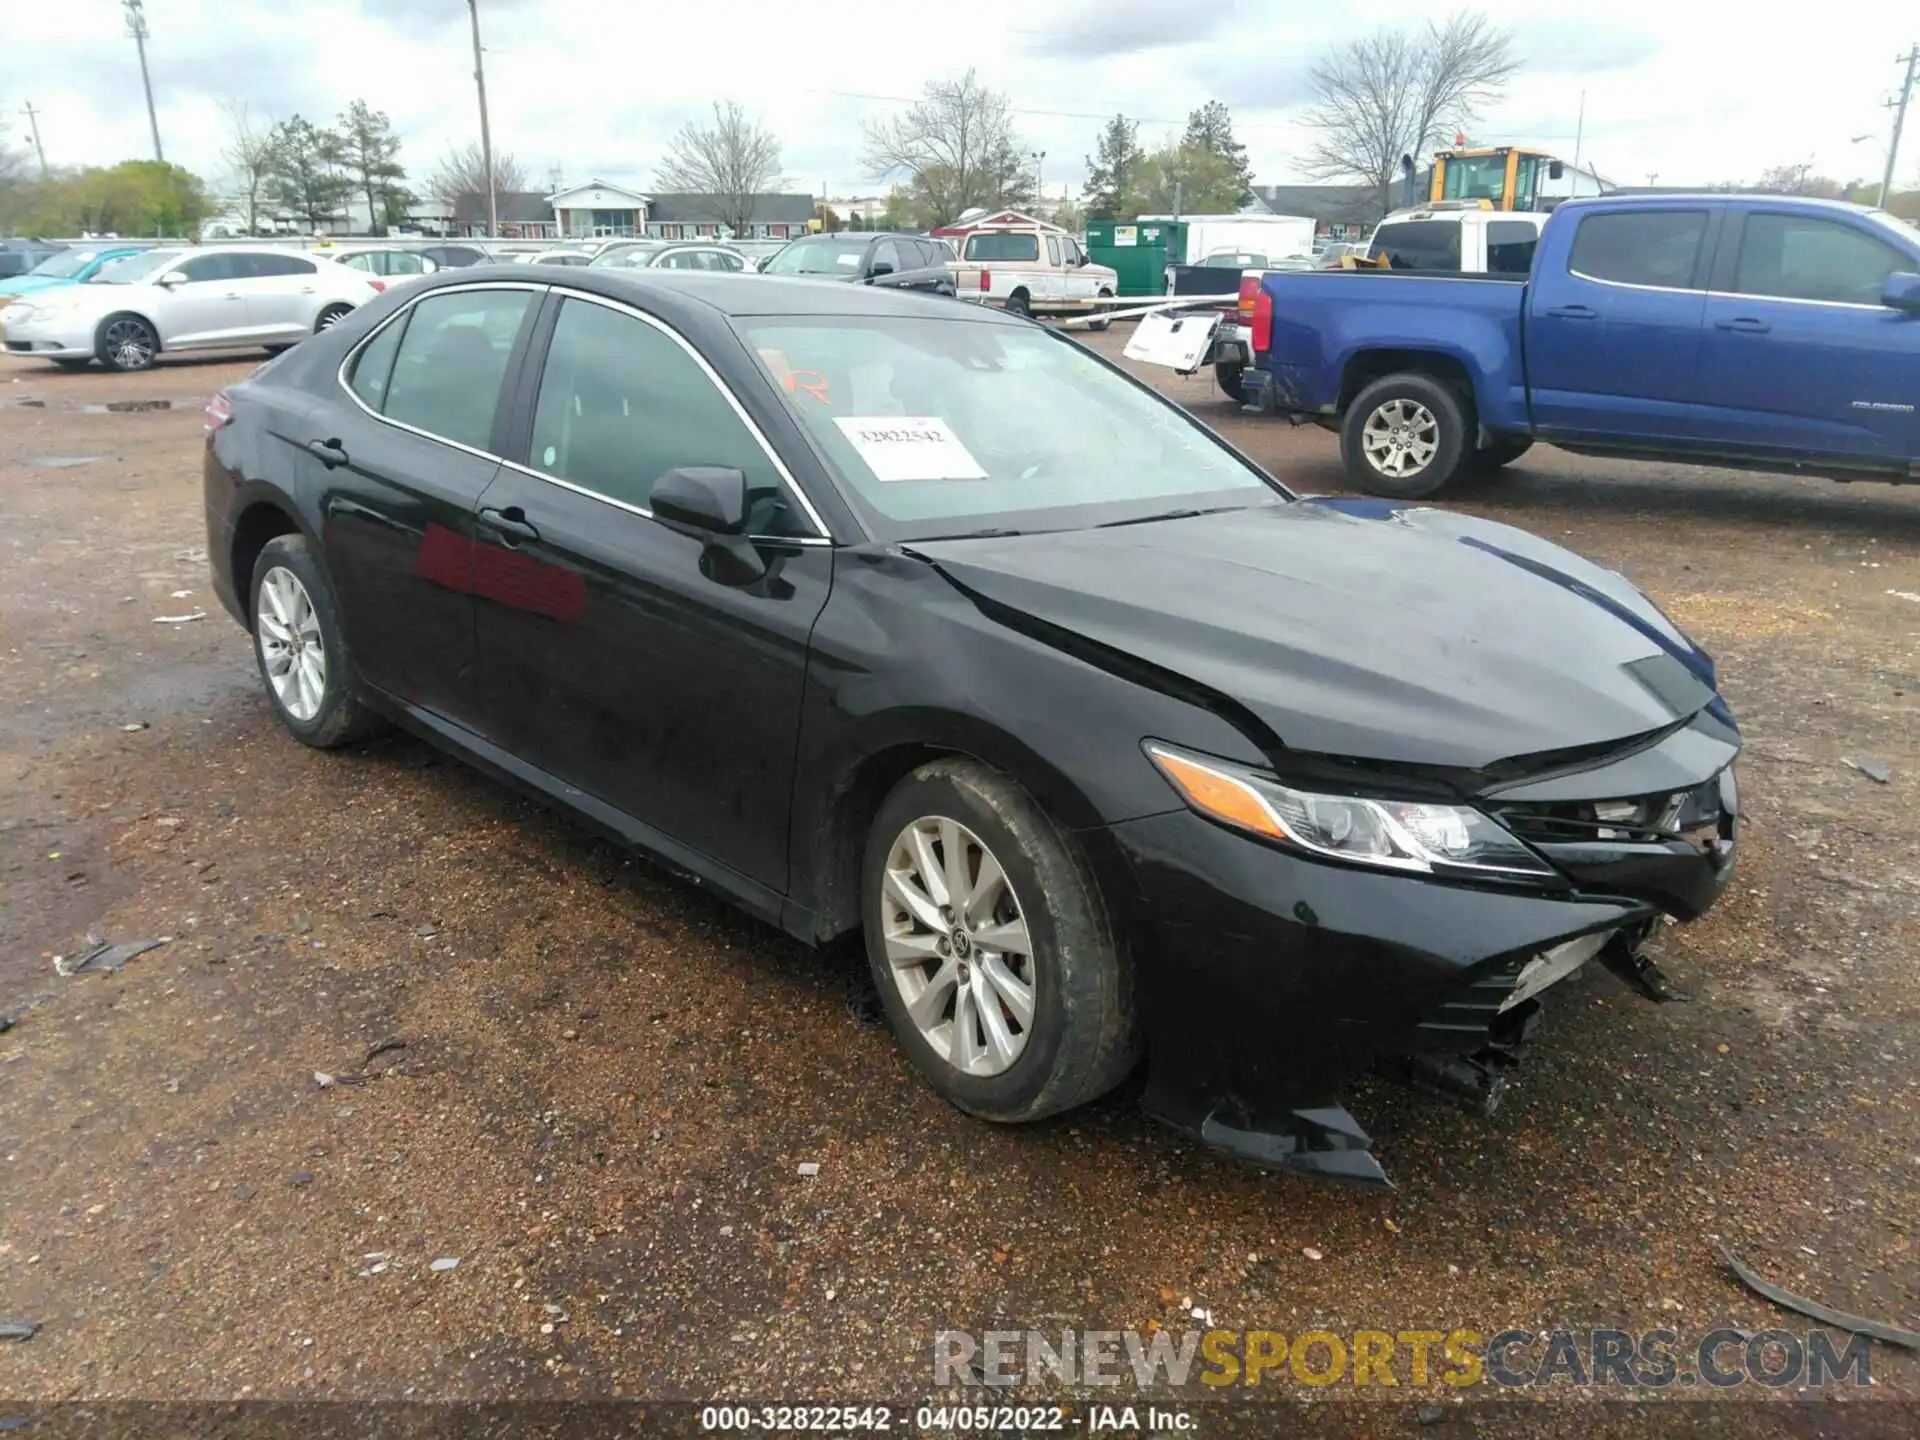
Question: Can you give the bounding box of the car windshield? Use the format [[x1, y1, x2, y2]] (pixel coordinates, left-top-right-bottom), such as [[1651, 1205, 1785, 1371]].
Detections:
[[588, 244, 665, 269], [762, 238, 869, 276], [1200, 252, 1265, 268], [88, 250, 182, 284], [27, 250, 104, 279], [738, 315, 1286, 540]]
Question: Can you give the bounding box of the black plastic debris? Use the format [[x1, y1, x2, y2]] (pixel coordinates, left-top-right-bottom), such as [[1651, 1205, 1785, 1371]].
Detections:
[[1844, 758, 1893, 784], [1720, 1243, 1920, 1349], [0, 1015, 13, 1034], [366, 1036, 406, 1063], [54, 938, 167, 977], [0, 1321, 39, 1343]]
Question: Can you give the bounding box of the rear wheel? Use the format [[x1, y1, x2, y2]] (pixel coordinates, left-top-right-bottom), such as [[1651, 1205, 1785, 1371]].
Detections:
[[1214, 362, 1246, 404], [249, 535, 384, 749], [313, 304, 353, 333], [1340, 373, 1469, 499], [1464, 436, 1534, 474], [862, 760, 1138, 1123], [1087, 289, 1114, 331], [1004, 289, 1032, 318], [96, 314, 158, 373]]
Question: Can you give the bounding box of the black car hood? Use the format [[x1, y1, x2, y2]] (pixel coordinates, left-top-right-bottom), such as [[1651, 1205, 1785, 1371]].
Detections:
[[910, 498, 1722, 772]]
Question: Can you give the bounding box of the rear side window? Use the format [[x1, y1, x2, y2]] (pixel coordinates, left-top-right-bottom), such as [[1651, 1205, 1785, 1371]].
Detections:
[[241, 253, 319, 278], [965, 233, 1039, 262], [1732, 213, 1906, 306], [1486, 221, 1539, 276], [1369, 222, 1461, 271], [527, 297, 805, 534], [379, 289, 533, 450], [1570, 210, 1708, 289], [348, 313, 408, 411]]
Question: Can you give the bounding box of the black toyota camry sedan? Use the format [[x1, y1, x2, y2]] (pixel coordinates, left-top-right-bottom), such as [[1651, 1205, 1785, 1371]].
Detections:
[[203, 267, 1739, 1186]]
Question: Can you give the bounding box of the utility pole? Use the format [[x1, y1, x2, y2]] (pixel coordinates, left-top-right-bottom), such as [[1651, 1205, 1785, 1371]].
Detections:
[[1881, 44, 1917, 208], [20, 102, 48, 180], [122, 0, 163, 163], [1031, 150, 1045, 204], [467, 0, 497, 238]]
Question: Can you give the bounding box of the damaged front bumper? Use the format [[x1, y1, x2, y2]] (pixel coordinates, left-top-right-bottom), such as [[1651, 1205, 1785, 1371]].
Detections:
[[1106, 727, 1739, 1188]]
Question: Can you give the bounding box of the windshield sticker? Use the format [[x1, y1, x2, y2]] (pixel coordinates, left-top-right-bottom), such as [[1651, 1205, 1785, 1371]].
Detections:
[[757, 347, 833, 405], [835, 252, 862, 268], [833, 417, 988, 482]]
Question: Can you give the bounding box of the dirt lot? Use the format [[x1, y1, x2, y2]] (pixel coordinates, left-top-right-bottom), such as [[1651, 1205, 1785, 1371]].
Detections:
[[0, 333, 1915, 1433]]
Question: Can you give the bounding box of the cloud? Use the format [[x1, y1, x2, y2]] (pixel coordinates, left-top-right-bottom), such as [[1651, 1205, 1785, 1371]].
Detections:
[[1019, 0, 1247, 61], [1508, 19, 1661, 75]]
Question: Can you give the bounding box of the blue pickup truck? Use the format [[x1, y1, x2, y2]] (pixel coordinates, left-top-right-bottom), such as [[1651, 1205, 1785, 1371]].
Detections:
[[1242, 194, 1920, 497]]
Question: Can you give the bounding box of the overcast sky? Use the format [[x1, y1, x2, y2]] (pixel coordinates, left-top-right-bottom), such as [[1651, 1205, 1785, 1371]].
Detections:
[[4, 0, 1917, 203]]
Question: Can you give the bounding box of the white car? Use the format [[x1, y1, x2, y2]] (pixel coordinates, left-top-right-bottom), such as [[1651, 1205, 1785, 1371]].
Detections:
[[513, 249, 593, 267], [0, 245, 378, 372], [325, 246, 441, 291]]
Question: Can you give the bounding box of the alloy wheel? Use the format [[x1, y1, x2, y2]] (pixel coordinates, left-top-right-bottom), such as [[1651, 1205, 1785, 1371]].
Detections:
[[1361, 398, 1440, 478], [317, 307, 349, 330], [103, 318, 155, 370], [881, 816, 1036, 1077], [256, 566, 328, 722]]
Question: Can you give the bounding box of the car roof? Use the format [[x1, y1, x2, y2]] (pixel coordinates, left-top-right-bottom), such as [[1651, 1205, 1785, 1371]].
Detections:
[[413, 263, 1021, 323]]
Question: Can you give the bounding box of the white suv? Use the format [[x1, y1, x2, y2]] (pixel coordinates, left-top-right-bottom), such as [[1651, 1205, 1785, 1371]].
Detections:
[[0, 245, 378, 372]]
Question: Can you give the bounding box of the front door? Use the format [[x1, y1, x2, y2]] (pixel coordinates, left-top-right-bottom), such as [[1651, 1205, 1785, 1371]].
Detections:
[[317, 283, 541, 724], [154, 253, 251, 348], [1523, 206, 1714, 443], [1694, 208, 1919, 467], [471, 292, 832, 892]]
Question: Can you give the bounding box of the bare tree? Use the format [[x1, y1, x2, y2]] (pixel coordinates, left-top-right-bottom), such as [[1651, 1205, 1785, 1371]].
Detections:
[[1756, 162, 1844, 198], [1302, 12, 1519, 212], [221, 99, 276, 234], [861, 70, 1029, 225], [653, 101, 784, 236], [426, 142, 528, 208]]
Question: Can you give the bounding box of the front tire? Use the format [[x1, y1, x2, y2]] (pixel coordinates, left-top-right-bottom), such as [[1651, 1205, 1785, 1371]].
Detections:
[[1214, 362, 1245, 403], [862, 760, 1138, 1124], [1340, 373, 1469, 498], [96, 314, 158, 372], [250, 535, 384, 749]]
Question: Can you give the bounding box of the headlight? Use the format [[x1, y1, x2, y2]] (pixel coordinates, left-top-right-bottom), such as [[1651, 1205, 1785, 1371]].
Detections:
[[1144, 741, 1554, 878]]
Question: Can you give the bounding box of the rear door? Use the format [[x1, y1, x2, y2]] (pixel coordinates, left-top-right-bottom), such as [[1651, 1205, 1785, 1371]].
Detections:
[[1694, 208, 1918, 466], [319, 282, 542, 724], [1524, 206, 1716, 442], [470, 291, 833, 892], [239, 253, 324, 339]]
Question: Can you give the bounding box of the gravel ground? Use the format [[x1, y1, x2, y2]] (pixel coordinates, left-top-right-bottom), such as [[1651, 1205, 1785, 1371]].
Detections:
[[0, 335, 1914, 1435]]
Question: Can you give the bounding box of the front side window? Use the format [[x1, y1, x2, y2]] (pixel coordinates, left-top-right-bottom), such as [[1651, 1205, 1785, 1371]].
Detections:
[[528, 297, 806, 535], [872, 240, 906, 274], [1569, 210, 1707, 290], [739, 315, 1281, 540], [1732, 214, 1907, 306], [379, 289, 533, 450], [963, 233, 1039, 262], [1368, 221, 1461, 271], [176, 254, 240, 283]]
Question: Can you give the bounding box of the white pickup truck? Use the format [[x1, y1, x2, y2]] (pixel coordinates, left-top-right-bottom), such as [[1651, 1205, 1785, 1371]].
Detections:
[[1134, 205, 1551, 404], [949, 227, 1120, 324]]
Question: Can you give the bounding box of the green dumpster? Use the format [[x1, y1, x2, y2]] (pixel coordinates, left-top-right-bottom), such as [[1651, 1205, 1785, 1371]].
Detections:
[[1087, 219, 1183, 297]]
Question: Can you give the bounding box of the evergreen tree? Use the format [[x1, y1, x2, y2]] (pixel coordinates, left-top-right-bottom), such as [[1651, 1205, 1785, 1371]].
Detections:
[[1183, 100, 1255, 205], [1083, 115, 1144, 220]]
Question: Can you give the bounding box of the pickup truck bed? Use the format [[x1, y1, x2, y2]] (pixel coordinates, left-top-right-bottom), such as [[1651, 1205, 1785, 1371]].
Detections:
[[1242, 194, 1920, 498]]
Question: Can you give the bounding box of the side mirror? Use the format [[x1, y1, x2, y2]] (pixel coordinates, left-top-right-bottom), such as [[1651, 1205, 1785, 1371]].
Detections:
[[1882, 271, 1920, 314], [867, 261, 895, 279], [652, 466, 749, 534], [157, 271, 188, 288], [1549, 160, 1565, 180], [651, 466, 766, 586]]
